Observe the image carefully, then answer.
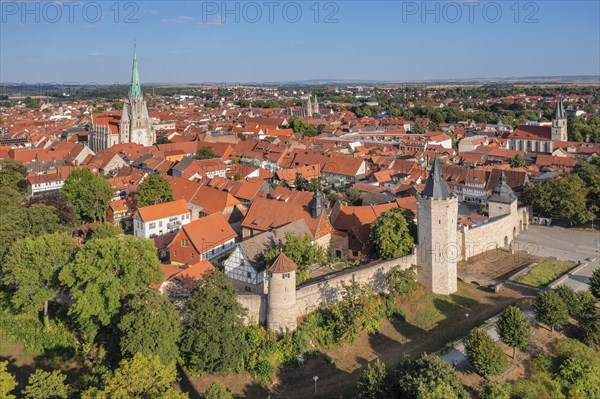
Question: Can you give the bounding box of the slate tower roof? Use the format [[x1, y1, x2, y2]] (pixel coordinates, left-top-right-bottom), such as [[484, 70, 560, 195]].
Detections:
[[421, 158, 451, 199]]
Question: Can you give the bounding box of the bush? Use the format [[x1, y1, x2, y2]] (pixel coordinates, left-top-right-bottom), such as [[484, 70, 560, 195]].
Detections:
[[203, 381, 233, 399]]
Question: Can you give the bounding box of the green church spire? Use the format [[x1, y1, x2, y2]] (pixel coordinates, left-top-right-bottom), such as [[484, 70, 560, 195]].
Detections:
[[130, 41, 142, 98]]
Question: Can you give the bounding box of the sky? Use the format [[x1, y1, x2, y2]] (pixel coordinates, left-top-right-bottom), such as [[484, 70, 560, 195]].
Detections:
[[1, 0, 599, 84]]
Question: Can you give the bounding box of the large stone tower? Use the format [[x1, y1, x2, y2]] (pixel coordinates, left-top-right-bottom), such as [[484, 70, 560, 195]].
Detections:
[[417, 158, 458, 295], [119, 43, 155, 147], [551, 97, 567, 142], [267, 252, 298, 332]]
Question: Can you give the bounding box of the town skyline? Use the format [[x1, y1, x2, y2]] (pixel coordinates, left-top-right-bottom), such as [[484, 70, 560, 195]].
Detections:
[[2, 1, 599, 83]]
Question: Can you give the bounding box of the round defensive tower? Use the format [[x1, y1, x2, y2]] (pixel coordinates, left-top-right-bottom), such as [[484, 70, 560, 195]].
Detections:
[[266, 252, 298, 333]]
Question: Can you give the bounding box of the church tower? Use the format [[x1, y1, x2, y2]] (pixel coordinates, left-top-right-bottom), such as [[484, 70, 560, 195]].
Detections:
[[551, 97, 567, 142], [119, 43, 155, 147], [267, 252, 298, 332], [306, 96, 313, 117], [313, 94, 320, 115], [417, 158, 458, 295]]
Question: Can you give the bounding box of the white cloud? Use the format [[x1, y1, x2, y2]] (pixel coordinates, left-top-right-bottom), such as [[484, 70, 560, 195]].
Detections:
[[161, 16, 195, 24]]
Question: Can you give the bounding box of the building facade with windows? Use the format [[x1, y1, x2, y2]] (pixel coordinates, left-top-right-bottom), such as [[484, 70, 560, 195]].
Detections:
[[133, 199, 191, 238]]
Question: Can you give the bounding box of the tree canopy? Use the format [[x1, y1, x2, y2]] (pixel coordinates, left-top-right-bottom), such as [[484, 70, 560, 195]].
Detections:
[[118, 289, 182, 365], [81, 353, 188, 399], [496, 305, 531, 359], [370, 208, 415, 260], [90, 223, 123, 240], [534, 290, 569, 331], [2, 233, 78, 322], [465, 327, 507, 377], [196, 146, 215, 160], [202, 382, 233, 399], [179, 270, 247, 374], [396, 353, 470, 399], [61, 168, 113, 222], [136, 174, 174, 207], [23, 370, 69, 399], [0, 361, 17, 399], [59, 236, 163, 339]]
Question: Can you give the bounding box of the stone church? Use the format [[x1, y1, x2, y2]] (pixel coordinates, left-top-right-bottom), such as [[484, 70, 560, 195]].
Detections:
[[88, 45, 155, 151]]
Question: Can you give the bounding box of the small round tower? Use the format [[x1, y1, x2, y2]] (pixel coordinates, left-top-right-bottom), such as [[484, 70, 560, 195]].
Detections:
[[266, 252, 298, 333], [488, 171, 517, 219]]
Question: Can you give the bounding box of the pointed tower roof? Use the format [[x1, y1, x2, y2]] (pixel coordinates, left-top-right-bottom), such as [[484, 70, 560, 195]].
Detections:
[[268, 252, 297, 274], [489, 171, 517, 204], [130, 42, 142, 99], [554, 97, 565, 120], [421, 158, 451, 199]]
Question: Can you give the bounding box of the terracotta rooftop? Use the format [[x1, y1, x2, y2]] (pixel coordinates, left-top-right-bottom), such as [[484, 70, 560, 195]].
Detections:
[[268, 252, 297, 274]]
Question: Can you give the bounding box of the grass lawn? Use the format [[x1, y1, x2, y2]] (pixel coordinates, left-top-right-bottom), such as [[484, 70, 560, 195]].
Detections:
[[515, 260, 576, 288]]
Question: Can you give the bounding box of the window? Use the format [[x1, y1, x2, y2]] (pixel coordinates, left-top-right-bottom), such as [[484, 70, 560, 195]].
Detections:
[[352, 250, 359, 257], [244, 286, 251, 292], [159, 221, 163, 227], [173, 250, 177, 257], [181, 239, 187, 247], [239, 259, 245, 266], [190, 253, 194, 259], [149, 222, 156, 229], [247, 272, 252, 278], [283, 273, 290, 279]]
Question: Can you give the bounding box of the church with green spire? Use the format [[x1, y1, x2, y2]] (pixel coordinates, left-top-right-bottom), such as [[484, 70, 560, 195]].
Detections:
[[89, 43, 154, 151]]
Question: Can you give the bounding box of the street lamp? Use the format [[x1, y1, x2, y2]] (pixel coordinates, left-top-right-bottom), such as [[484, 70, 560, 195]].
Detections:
[[313, 376, 319, 394]]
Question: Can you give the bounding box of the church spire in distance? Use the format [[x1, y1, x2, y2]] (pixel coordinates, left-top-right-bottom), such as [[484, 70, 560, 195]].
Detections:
[[130, 41, 142, 99]]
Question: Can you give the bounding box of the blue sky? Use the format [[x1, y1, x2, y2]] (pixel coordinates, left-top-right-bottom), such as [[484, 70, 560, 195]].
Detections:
[[1, 1, 599, 83]]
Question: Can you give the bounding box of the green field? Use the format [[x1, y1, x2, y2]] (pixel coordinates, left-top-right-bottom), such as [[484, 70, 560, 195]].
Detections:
[[515, 260, 576, 288]]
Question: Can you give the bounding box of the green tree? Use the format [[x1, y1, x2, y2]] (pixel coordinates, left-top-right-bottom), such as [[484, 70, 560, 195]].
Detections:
[[370, 208, 415, 260], [202, 382, 233, 399], [179, 270, 247, 374], [59, 236, 163, 340], [396, 353, 469, 399], [331, 282, 386, 342], [534, 290, 569, 331], [23, 370, 69, 399], [579, 309, 600, 347], [465, 327, 507, 377], [264, 232, 326, 284], [118, 290, 181, 365], [496, 305, 531, 359], [81, 353, 188, 399], [343, 187, 361, 206], [91, 223, 123, 240], [0, 361, 17, 399], [196, 146, 215, 160], [289, 116, 317, 137], [0, 159, 27, 191], [0, 186, 22, 209], [385, 266, 418, 300], [2, 233, 78, 323], [554, 286, 584, 318], [61, 168, 113, 222], [590, 268, 600, 298], [510, 154, 526, 168], [522, 174, 594, 225], [0, 204, 62, 264], [27, 193, 78, 227], [479, 381, 510, 399], [136, 174, 174, 207], [357, 359, 388, 399]]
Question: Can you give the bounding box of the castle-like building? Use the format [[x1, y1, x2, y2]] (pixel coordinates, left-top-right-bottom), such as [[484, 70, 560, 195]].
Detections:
[[250, 158, 529, 332], [88, 45, 155, 151]]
